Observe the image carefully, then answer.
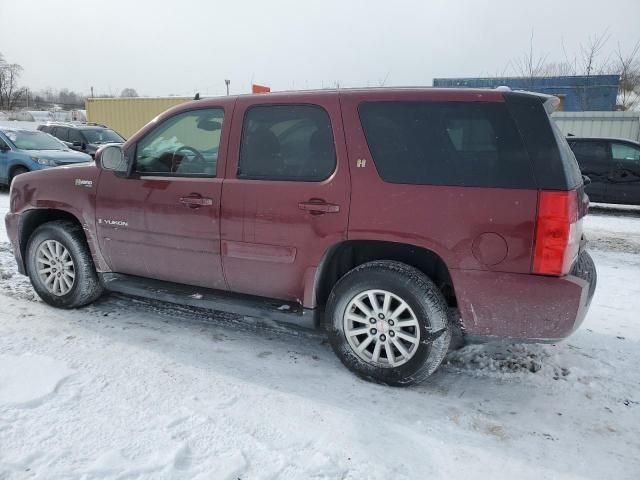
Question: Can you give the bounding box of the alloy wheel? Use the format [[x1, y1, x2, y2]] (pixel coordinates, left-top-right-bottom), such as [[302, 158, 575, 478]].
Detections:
[[343, 289, 421, 367], [35, 240, 75, 296]]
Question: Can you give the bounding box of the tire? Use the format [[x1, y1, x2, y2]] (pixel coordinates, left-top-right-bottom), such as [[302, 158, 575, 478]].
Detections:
[[325, 260, 451, 386], [9, 166, 28, 186], [26, 220, 104, 308]]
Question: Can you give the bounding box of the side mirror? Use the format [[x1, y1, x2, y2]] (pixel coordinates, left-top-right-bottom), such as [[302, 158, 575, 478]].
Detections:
[[197, 118, 222, 131], [582, 175, 591, 186], [72, 141, 82, 147], [96, 144, 129, 174]]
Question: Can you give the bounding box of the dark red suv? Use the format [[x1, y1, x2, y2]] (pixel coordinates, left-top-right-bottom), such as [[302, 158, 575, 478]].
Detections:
[[4, 88, 596, 385]]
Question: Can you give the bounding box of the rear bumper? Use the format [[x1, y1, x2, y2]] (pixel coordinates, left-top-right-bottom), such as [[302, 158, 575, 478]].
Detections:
[[451, 250, 597, 342], [4, 212, 25, 274]]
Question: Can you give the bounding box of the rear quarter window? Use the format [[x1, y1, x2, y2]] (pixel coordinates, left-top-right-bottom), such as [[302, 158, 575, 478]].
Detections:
[[358, 101, 534, 188]]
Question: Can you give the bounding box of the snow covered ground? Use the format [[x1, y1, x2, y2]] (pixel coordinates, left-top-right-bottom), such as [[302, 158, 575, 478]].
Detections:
[[0, 190, 638, 479]]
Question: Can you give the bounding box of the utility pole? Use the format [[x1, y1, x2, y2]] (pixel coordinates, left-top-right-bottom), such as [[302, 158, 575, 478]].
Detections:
[[224, 79, 230, 96], [90, 86, 94, 98]]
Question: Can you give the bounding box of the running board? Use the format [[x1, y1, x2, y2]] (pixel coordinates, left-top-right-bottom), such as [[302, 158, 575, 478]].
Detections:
[[100, 273, 318, 329]]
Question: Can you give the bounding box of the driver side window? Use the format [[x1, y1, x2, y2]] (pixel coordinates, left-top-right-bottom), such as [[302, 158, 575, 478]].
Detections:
[[612, 142, 640, 163], [135, 108, 224, 176]]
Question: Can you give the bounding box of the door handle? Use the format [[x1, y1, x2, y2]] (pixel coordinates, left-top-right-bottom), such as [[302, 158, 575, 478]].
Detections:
[[298, 199, 340, 215], [179, 196, 214, 208]]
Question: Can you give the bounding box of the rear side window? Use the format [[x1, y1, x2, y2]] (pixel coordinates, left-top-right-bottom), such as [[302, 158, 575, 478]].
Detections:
[[239, 104, 336, 181], [611, 142, 640, 162], [54, 127, 69, 142], [68, 129, 83, 144], [505, 93, 581, 189], [570, 141, 609, 167], [358, 101, 533, 188]]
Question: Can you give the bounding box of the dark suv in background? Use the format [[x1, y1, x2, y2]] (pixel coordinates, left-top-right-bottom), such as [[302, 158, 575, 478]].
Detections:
[[38, 122, 125, 159], [568, 137, 640, 205]]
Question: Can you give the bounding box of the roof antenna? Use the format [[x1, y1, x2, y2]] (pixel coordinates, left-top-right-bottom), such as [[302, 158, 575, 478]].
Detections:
[[194, 92, 200, 100]]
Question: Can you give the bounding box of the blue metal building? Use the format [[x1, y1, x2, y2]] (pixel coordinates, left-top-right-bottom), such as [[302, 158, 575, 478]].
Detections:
[[432, 75, 620, 111]]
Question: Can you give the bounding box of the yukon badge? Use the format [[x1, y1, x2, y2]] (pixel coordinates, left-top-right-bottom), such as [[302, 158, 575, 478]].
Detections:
[[75, 179, 93, 188], [98, 218, 129, 227]]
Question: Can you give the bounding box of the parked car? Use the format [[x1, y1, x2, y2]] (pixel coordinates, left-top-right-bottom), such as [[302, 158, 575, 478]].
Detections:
[[5, 88, 596, 385], [0, 127, 92, 186], [567, 137, 640, 205], [38, 122, 125, 159]]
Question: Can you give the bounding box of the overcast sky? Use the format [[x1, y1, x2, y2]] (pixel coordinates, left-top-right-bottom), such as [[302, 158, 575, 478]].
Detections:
[[1, 0, 639, 97]]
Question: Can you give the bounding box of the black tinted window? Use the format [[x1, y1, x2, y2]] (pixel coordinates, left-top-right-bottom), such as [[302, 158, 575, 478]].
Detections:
[[239, 105, 336, 181], [68, 129, 83, 143], [569, 141, 609, 167], [54, 127, 69, 142], [359, 101, 533, 188], [83, 128, 124, 144]]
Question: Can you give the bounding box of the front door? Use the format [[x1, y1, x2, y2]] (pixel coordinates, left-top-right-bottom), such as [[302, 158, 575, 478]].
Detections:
[[96, 106, 229, 289], [220, 96, 350, 305], [570, 140, 610, 202], [67, 128, 85, 152], [609, 141, 640, 205]]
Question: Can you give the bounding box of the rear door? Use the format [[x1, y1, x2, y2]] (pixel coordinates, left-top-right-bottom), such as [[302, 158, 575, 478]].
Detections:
[[220, 95, 350, 305], [569, 140, 610, 202], [53, 127, 70, 146], [609, 140, 640, 205], [96, 106, 230, 289]]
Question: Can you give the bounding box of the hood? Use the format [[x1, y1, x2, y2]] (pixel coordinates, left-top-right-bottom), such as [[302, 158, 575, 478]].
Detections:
[[28, 149, 93, 164]]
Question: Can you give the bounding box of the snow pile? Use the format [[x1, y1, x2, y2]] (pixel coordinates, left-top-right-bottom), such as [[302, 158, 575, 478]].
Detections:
[[0, 242, 39, 302], [447, 344, 556, 376]]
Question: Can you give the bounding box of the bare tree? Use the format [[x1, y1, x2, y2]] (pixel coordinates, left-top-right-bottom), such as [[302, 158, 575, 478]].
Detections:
[[0, 55, 27, 110], [579, 31, 611, 77], [120, 88, 139, 97], [615, 41, 640, 110], [540, 61, 576, 77], [560, 30, 613, 110], [514, 30, 548, 89]]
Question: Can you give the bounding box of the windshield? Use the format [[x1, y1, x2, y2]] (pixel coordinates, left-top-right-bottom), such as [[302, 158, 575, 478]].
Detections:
[[6, 130, 66, 151], [83, 128, 124, 144]]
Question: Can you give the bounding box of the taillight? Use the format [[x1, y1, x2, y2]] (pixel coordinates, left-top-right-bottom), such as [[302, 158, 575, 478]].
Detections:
[[533, 190, 581, 276]]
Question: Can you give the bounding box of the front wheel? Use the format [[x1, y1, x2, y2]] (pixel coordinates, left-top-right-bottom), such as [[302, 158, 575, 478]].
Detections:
[[9, 166, 28, 186], [325, 260, 451, 386], [26, 220, 104, 308]]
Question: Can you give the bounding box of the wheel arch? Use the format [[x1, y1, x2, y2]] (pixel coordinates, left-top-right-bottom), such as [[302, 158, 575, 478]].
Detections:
[[9, 163, 31, 180], [17, 209, 86, 273], [314, 240, 458, 309]]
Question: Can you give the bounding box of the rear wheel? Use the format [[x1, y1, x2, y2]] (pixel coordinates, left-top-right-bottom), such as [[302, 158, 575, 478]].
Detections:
[[325, 260, 451, 386], [26, 220, 104, 308]]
